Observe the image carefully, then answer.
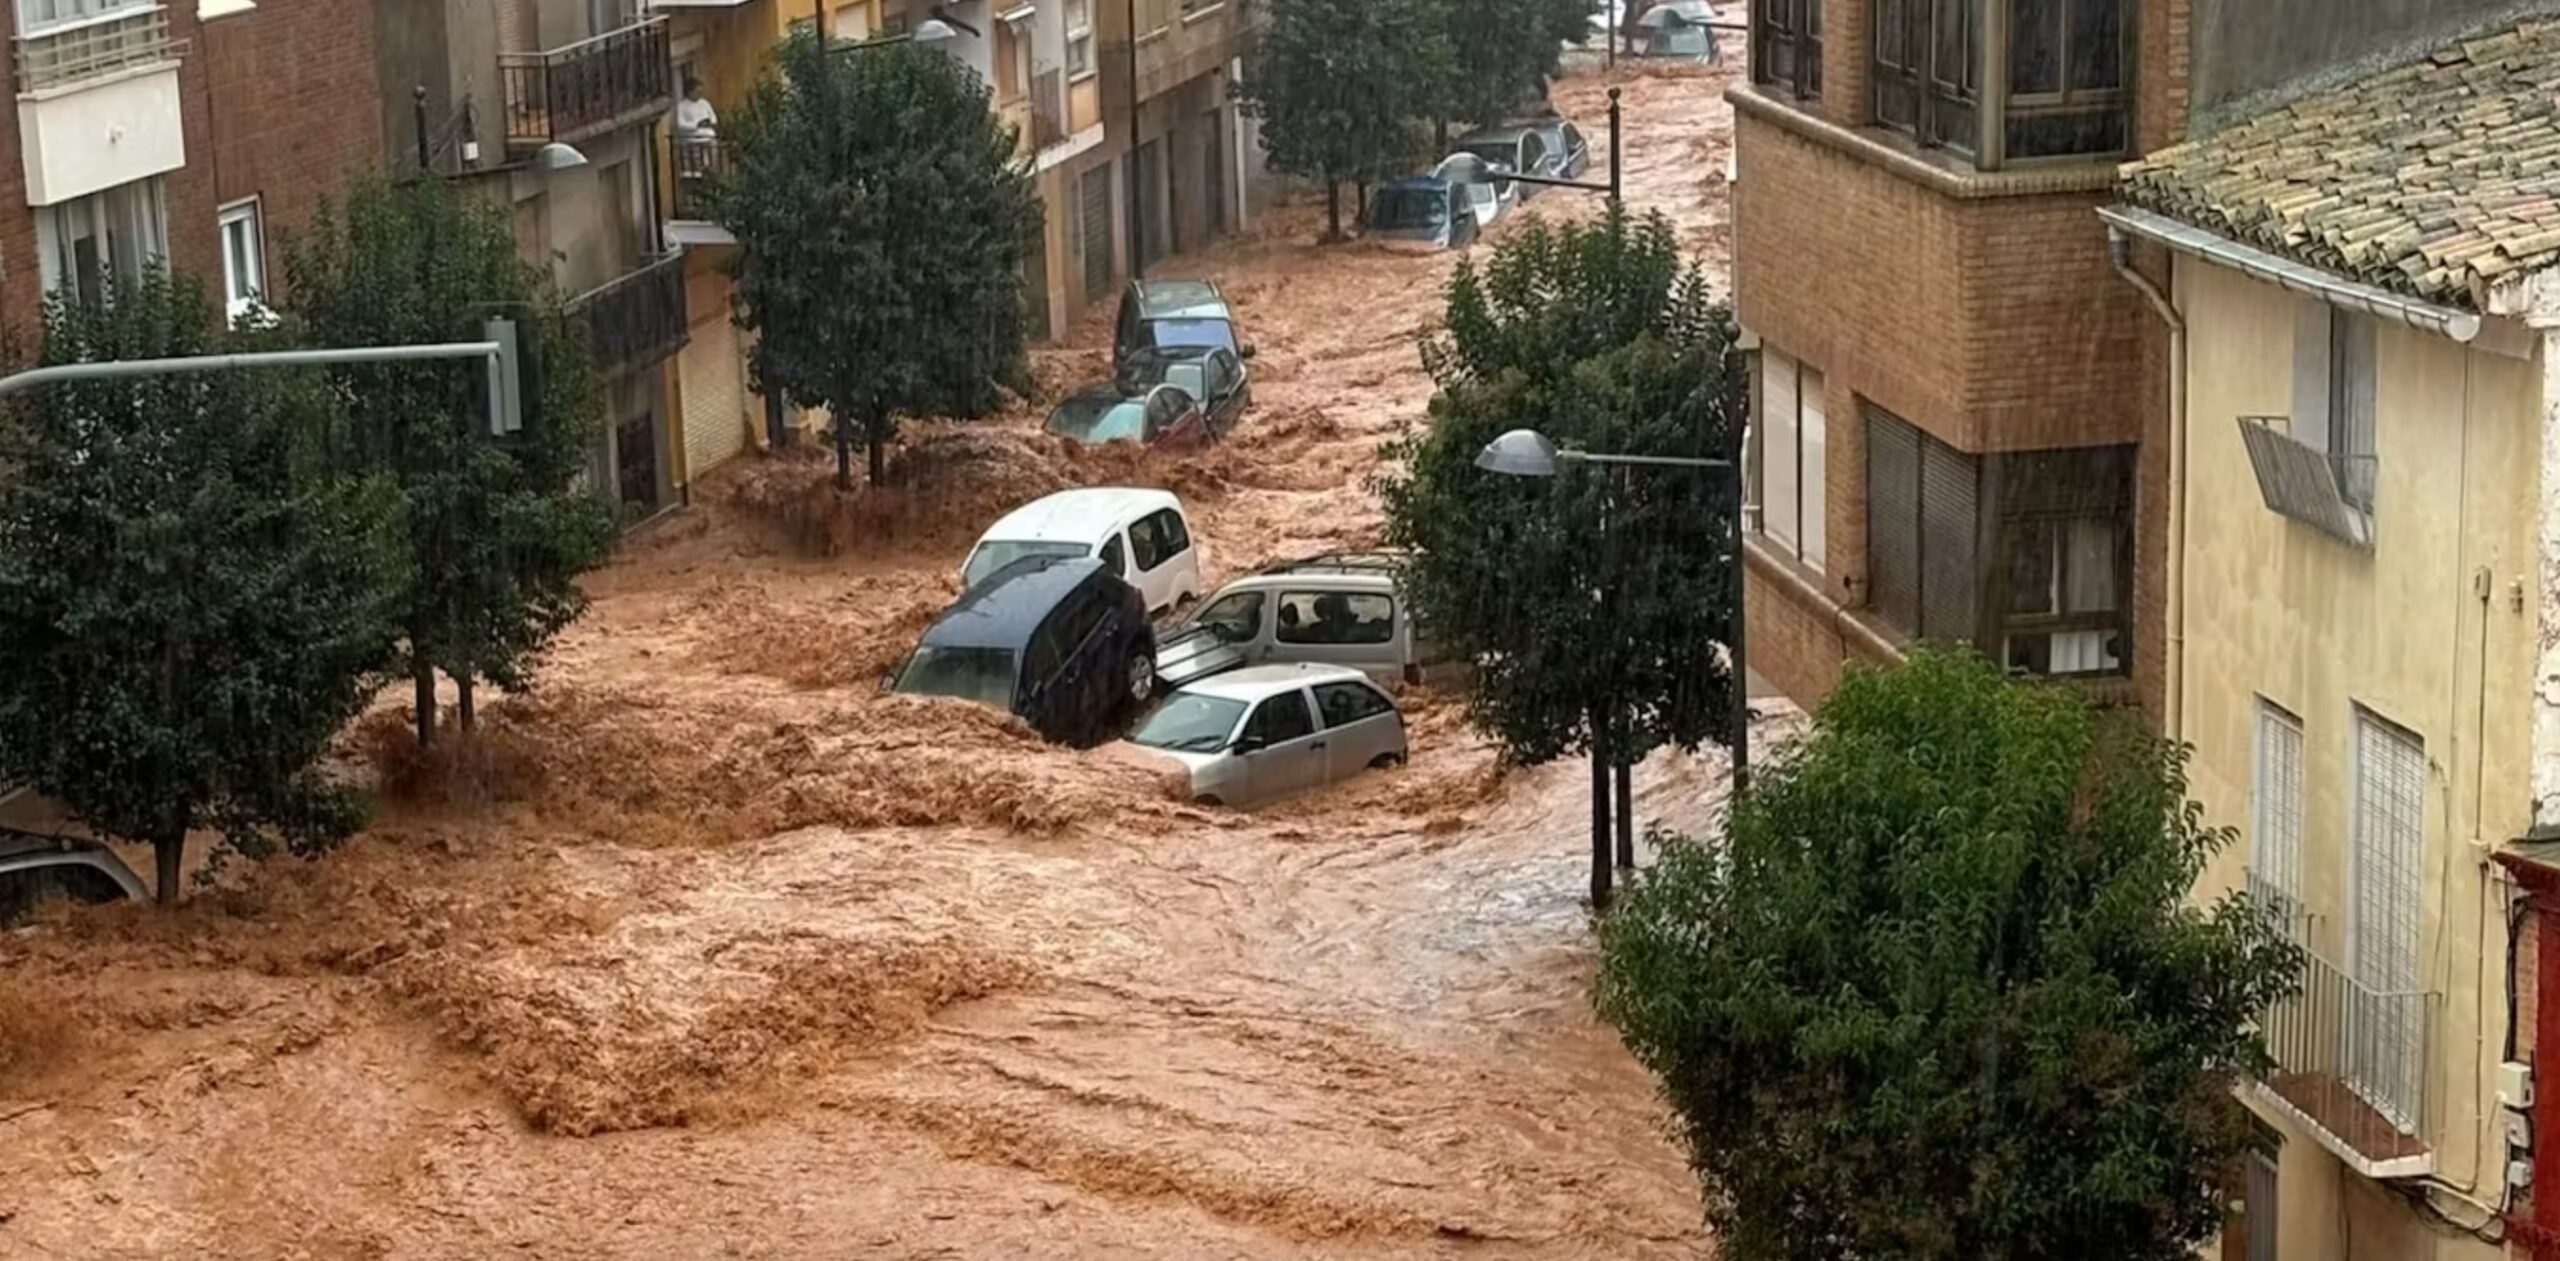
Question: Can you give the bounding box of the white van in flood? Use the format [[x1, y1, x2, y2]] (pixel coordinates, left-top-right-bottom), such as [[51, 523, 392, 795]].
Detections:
[[961, 488, 1204, 617]]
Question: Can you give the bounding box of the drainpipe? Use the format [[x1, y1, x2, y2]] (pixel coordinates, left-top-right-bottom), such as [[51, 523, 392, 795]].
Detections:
[[2108, 227, 2186, 740]]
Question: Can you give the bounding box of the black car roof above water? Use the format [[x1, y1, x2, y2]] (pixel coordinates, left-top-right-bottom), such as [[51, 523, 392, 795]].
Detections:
[[922, 556, 1104, 650]]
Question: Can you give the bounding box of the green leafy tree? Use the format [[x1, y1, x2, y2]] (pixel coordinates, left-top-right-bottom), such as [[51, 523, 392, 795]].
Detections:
[[1596, 650, 2303, 1261], [281, 175, 614, 747], [0, 270, 408, 900], [1378, 211, 1739, 772], [714, 32, 1043, 489], [1238, 0, 1457, 241], [1436, 0, 1586, 132]]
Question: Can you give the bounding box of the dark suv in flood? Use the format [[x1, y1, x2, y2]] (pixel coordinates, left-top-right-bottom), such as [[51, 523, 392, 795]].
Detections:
[[892, 556, 1157, 746], [1112, 279, 1255, 377]]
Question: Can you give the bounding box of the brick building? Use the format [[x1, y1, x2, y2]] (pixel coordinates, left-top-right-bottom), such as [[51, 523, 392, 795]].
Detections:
[[0, 0, 384, 344], [1733, 0, 2186, 717]]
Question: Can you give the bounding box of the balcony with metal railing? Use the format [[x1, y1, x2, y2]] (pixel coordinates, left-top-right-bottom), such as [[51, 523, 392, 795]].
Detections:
[[571, 249, 688, 377], [12, 3, 187, 207], [2236, 416, 2376, 548], [500, 17, 676, 154], [2245, 873, 2438, 1180]]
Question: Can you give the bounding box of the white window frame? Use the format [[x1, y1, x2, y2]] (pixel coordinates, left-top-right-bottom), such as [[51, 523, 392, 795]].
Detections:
[[1066, 0, 1094, 78], [15, 0, 155, 36], [2347, 703, 2426, 1132], [1752, 347, 1826, 574], [217, 197, 265, 322], [2250, 698, 2303, 919]]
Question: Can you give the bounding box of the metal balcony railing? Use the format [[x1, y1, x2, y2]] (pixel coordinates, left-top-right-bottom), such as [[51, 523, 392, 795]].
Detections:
[[1030, 68, 1067, 148], [572, 250, 687, 377], [2247, 875, 2437, 1178], [13, 5, 180, 93], [500, 17, 674, 152], [2236, 416, 2375, 548], [670, 135, 726, 221]]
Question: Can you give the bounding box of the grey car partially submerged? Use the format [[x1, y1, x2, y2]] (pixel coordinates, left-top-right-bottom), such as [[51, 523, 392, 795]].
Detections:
[[0, 830, 146, 924], [1365, 176, 1479, 249]]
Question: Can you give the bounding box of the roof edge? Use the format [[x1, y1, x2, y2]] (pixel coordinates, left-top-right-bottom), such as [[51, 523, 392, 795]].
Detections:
[[2098, 205, 2484, 344]]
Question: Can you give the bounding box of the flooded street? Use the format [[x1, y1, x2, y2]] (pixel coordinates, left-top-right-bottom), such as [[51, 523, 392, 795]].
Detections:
[[0, 57, 1767, 1260]]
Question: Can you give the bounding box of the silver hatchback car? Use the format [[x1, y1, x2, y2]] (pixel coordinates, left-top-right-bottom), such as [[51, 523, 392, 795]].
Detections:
[[1114, 664, 1409, 808]]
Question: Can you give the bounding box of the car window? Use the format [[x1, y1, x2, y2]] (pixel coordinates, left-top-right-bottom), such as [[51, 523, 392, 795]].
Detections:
[[1522, 133, 1547, 169], [1275, 590, 1395, 646], [1564, 123, 1585, 152], [1145, 317, 1238, 354], [1203, 351, 1238, 397], [901, 645, 1023, 705], [1129, 512, 1166, 572], [1100, 535, 1126, 577], [964, 540, 1088, 588], [1313, 680, 1395, 728], [1156, 508, 1191, 556], [1195, 589, 1264, 642], [1245, 691, 1317, 745], [1148, 389, 1189, 434], [1129, 692, 1249, 752], [1052, 585, 1109, 657]]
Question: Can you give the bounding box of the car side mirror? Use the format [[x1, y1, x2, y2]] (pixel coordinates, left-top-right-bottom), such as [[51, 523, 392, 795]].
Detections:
[[1232, 734, 1266, 754]]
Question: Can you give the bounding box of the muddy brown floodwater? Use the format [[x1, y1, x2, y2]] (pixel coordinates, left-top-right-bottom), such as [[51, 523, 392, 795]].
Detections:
[[0, 55, 1784, 1261]]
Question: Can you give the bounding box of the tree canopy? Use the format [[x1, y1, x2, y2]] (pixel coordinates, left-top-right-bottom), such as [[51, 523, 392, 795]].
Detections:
[[281, 175, 614, 746], [714, 32, 1043, 488], [1237, 0, 1456, 240], [1437, 0, 1589, 132], [0, 270, 408, 900], [1377, 210, 1740, 769], [1595, 650, 2303, 1261]]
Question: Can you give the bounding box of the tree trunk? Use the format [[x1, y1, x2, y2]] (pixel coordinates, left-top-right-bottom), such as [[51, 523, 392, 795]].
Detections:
[[1323, 181, 1342, 243], [833, 412, 854, 491], [413, 657, 436, 747], [1589, 704, 1613, 911], [153, 832, 183, 905], [867, 410, 889, 487], [1356, 181, 1368, 225], [457, 670, 476, 732], [1614, 757, 1634, 869]]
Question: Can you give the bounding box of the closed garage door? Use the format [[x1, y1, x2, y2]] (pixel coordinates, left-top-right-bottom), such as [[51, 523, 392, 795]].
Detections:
[[679, 318, 750, 485], [1080, 164, 1112, 302]]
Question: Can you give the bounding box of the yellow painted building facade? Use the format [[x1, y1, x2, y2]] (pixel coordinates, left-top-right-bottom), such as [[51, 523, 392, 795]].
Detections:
[[2169, 253, 2533, 1260]]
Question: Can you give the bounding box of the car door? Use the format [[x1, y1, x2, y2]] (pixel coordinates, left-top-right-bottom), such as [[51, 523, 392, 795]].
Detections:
[[1234, 687, 1324, 804], [1123, 509, 1171, 613], [1269, 586, 1403, 677], [1561, 123, 1588, 177], [1050, 583, 1118, 741], [1146, 386, 1208, 451], [1202, 349, 1247, 434], [1312, 679, 1404, 780], [1136, 506, 1200, 608]]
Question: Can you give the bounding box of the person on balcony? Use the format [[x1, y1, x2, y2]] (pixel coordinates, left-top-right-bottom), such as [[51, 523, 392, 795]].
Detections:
[[673, 77, 718, 142]]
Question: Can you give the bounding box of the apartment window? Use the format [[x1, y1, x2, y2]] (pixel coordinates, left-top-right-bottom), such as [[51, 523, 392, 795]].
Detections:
[[36, 176, 167, 307], [2350, 706, 2425, 1131], [2242, 1123, 2281, 1261], [994, 15, 1027, 99], [1067, 0, 1094, 77], [1754, 348, 1826, 573], [1873, 0, 2128, 164], [2251, 700, 2304, 917], [2293, 303, 2380, 515], [217, 199, 265, 321], [1752, 0, 1821, 100], [1866, 406, 2131, 677]]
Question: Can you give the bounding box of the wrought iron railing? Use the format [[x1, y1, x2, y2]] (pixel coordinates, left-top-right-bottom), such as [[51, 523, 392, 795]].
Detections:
[[670, 136, 727, 221], [500, 17, 674, 151], [2248, 874, 2437, 1174], [14, 5, 180, 93], [571, 250, 687, 377]]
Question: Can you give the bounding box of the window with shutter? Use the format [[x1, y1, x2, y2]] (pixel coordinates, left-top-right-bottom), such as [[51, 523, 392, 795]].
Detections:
[[1759, 349, 1800, 554], [1865, 407, 1922, 634], [2350, 706, 2425, 1131], [2251, 700, 2303, 918], [1918, 436, 1979, 644], [1800, 367, 1827, 574]]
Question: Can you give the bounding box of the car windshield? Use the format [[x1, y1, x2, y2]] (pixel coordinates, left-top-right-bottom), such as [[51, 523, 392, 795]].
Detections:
[[1129, 692, 1250, 753], [1141, 317, 1237, 354], [1046, 395, 1150, 445], [963, 541, 1088, 588], [894, 646, 1020, 708], [1371, 187, 1448, 229], [1125, 352, 1211, 400]]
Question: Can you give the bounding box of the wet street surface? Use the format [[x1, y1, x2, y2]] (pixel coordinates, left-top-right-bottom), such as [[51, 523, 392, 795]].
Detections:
[[0, 57, 1775, 1260]]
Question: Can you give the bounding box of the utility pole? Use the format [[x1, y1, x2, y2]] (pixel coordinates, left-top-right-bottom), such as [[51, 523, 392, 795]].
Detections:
[[1123, 0, 1144, 281]]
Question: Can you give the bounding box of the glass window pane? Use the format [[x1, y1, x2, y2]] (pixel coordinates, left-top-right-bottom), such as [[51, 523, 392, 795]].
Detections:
[[2069, 0, 2123, 91], [1873, 0, 1904, 65], [2004, 521, 2056, 616], [2064, 517, 2117, 613], [2011, 0, 2061, 94], [1932, 0, 1965, 88]]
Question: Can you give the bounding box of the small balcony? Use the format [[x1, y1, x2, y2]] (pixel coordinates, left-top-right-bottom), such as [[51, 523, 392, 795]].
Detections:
[[2236, 416, 2375, 548], [13, 4, 186, 207], [1030, 68, 1067, 149], [500, 17, 675, 154], [572, 250, 688, 377], [665, 134, 735, 246], [2247, 878, 2438, 1180]]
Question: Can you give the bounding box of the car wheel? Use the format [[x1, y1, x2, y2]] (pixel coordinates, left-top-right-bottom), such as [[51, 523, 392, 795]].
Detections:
[[1127, 650, 1157, 703]]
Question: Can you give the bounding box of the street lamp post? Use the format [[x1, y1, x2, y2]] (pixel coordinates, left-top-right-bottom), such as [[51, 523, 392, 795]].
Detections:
[[1475, 426, 1745, 911]]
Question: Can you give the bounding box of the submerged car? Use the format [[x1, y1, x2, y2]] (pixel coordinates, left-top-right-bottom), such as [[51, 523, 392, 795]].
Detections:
[[1112, 278, 1255, 377], [1118, 344, 1251, 438], [1512, 116, 1590, 182], [1453, 125, 1559, 200], [1365, 176, 1480, 250], [1045, 381, 1210, 450], [0, 830, 146, 925], [1117, 663, 1408, 808], [893, 555, 1157, 745], [1635, 0, 1724, 60], [1152, 552, 1457, 691], [1433, 152, 1514, 229], [961, 487, 1203, 616]]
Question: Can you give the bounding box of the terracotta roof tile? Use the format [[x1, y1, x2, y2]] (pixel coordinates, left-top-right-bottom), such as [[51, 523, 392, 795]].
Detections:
[[2121, 20, 2560, 309]]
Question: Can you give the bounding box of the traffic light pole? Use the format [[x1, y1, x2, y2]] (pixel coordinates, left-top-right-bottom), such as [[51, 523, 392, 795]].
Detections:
[[0, 336, 520, 435]]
